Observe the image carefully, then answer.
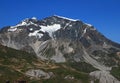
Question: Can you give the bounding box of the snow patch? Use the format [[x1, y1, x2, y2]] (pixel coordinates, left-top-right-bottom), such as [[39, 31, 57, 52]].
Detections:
[[63, 22, 71, 29], [54, 15, 77, 21], [83, 28, 87, 34], [69, 24, 72, 27], [32, 17, 37, 20], [75, 30, 78, 37], [40, 24, 61, 37], [87, 36, 91, 39], [103, 42, 109, 48], [9, 18, 38, 30], [17, 21, 38, 27], [10, 21, 27, 29], [28, 29, 43, 38], [103, 42, 107, 47], [8, 28, 17, 32], [29, 28, 33, 31], [80, 28, 88, 38], [19, 21, 27, 26], [9, 22, 38, 32], [28, 24, 61, 38]]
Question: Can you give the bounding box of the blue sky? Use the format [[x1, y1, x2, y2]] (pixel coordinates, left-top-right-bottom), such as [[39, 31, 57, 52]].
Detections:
[[0, 0, 120, 43]]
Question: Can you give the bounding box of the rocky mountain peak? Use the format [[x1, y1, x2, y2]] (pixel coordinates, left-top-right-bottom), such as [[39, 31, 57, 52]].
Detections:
[[0, 15, 120, 83], [0, 15, 120, 61]]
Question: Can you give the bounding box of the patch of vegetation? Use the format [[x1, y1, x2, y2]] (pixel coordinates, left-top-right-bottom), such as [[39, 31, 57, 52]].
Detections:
[[0, 45, 37, 64], [110, 67, 120, 80], [108, 53, 120, 61], [101, 53, 120, 67], [94, 79, 99, 83], [46, 67, 90, 83], [29, 80, 41, 83], [0, 65, 28, 83], [68, 62, 97, 73], [92, 50, 106, 57], [0, 45, 38, 72], [92, 50, 120, 67]]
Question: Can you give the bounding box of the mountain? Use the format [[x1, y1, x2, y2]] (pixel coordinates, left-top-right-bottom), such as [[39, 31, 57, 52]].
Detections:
[[0, 15, 120, 83]]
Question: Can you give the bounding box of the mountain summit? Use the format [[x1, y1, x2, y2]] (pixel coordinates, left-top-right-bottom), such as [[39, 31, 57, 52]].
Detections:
[[0, 15, 120, 83]]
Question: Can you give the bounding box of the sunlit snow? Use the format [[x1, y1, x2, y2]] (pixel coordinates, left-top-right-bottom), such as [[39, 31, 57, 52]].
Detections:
[[54, 15, 77, 21], [8, 28, 17, 32], [28, 24, 61, 38], [10, 18, 38, 29], [32, 17, 37, 20], [40, 24, 61, 37], [29, 28, 33, 31], [28, 30, 43, 38], [83, 28, 87, 34]]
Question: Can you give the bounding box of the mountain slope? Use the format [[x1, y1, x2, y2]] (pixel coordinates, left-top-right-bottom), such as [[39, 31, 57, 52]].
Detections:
[[0, 15, 120, 83], [0, 44, 91, 83]]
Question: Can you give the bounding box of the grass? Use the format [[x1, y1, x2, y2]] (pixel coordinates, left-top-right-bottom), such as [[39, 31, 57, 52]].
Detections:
[[68, 62, 97, 73], [46, 67, 90, 83], [94, 79, 99, 83], [0, 65, 23, 83], [110, 67, 120, 80]]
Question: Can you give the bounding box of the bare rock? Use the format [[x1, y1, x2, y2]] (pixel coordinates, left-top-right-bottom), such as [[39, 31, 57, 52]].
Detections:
[[90, 71, 120, 83], [25, 69, 54, 79]]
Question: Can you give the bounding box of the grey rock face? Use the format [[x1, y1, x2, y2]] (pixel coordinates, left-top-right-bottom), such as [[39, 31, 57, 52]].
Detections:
[[90, 71, 120, 83], [25, 69, 54, 79]]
